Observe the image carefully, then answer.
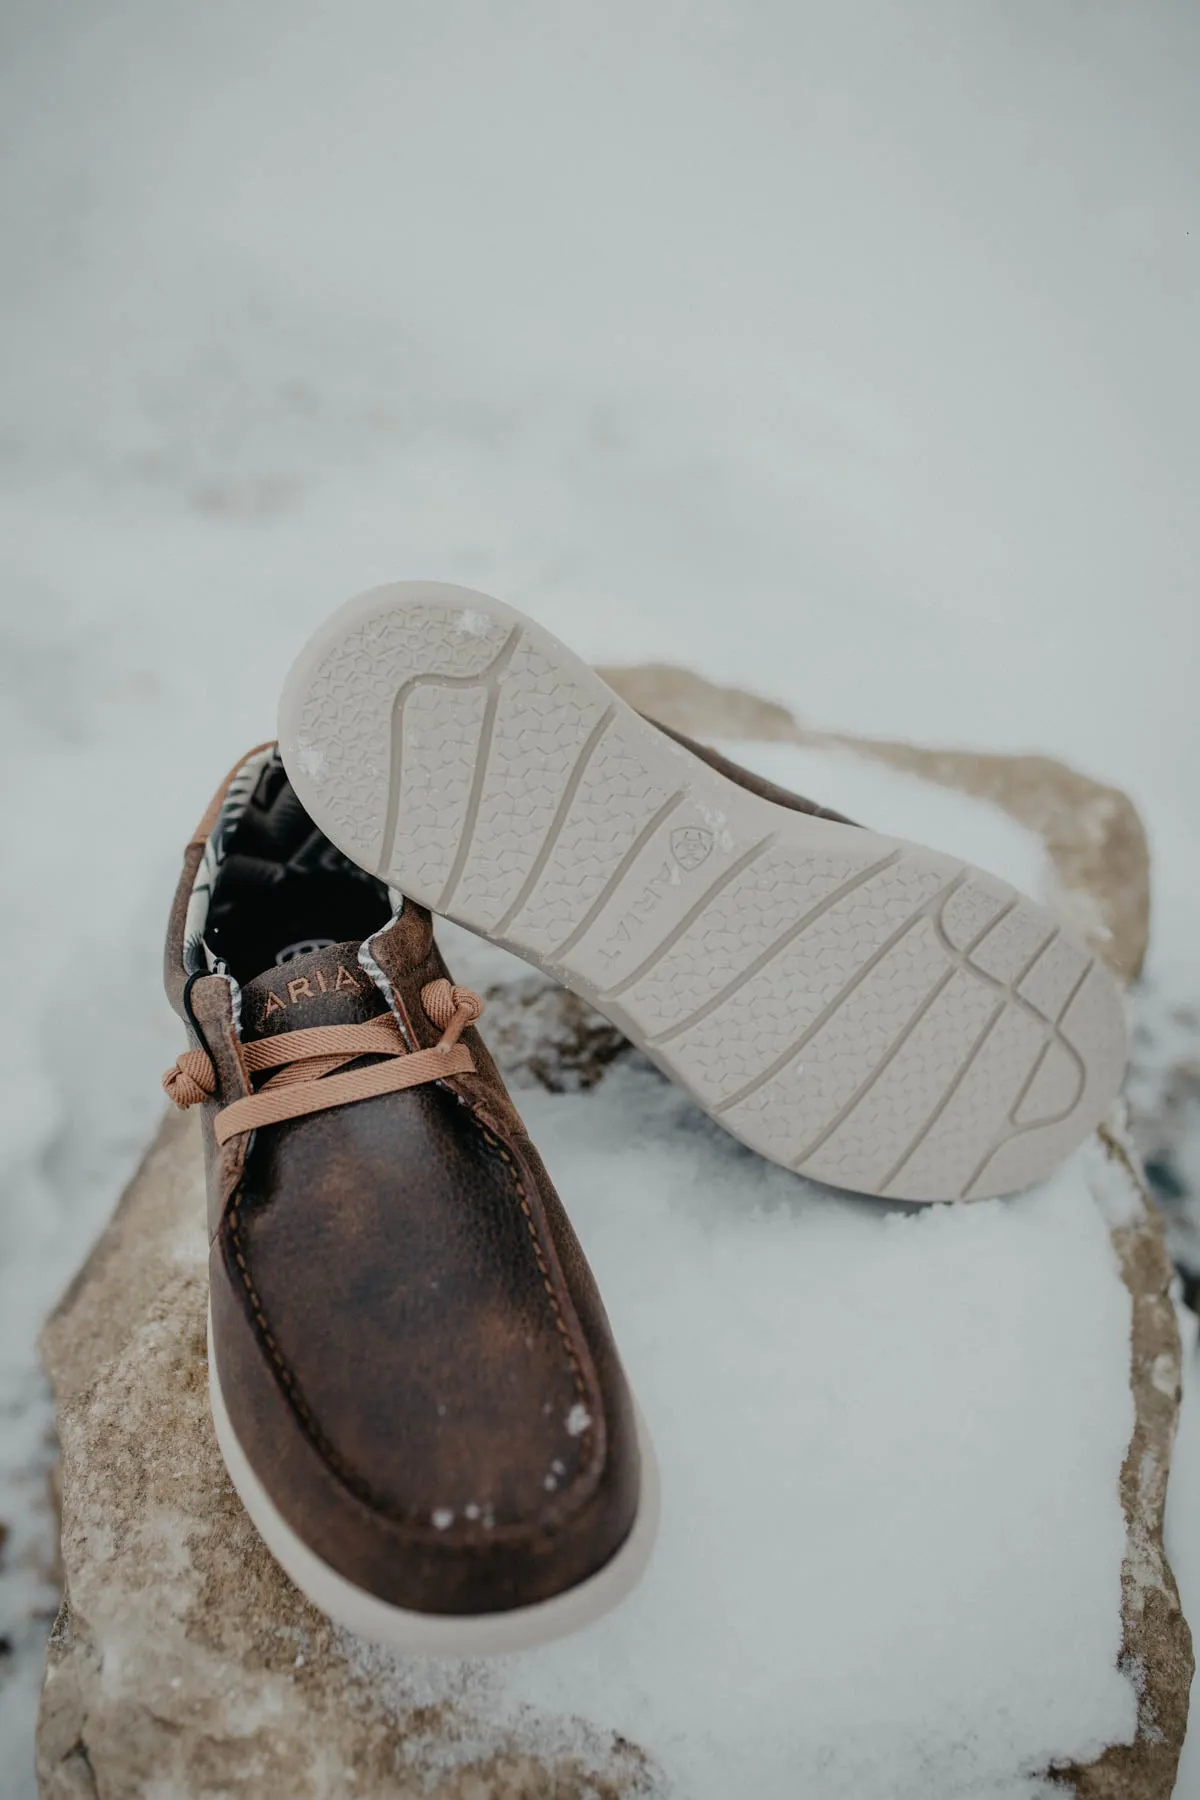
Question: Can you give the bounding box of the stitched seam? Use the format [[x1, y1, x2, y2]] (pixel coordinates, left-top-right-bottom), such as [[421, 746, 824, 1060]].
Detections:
[[409, 1089, 598, 1450], [471, 1120, 592, 1424], [222, 933, 599, 1526], [394, 964, 594, 1434], [224, 1188, 381, 1503], [223, 1112, 597, 1531]]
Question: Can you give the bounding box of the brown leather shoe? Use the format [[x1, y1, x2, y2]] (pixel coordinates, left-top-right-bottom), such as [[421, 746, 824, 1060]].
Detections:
[[278, 580, 1128, 1204], [163, 745, 656, 1652]]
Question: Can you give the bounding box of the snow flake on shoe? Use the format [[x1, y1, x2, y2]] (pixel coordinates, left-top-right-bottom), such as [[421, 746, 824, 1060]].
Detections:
[[432, 1501, 497, 1530], [291, 739, 327, 782], [543, 1456, 568, 1492], [565, 1403, 592, 1437], [456, 607, 493, 638]]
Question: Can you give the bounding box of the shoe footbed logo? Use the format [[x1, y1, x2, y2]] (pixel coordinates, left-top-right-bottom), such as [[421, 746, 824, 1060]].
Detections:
[[275, 935, 338, 965], [260, 964, 362, 1022]]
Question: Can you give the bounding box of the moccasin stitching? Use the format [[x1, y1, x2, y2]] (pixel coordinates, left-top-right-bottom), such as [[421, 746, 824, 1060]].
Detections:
[[220, 1110, 601, 1538]]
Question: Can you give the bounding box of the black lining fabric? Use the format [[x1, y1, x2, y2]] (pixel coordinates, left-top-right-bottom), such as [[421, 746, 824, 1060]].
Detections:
[[204, 759, 391, 987]]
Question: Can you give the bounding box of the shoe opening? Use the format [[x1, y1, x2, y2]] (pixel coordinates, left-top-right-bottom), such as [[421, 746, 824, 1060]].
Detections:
[[197, 749, 392, 986]]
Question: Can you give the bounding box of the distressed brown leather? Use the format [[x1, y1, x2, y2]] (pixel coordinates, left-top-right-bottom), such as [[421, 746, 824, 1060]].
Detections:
[[650, 717, 859, 825], [165, 749, 640, 1616]]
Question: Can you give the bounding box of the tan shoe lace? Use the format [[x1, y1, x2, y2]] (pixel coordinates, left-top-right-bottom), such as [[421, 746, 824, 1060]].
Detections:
[[163, 978, 483, 1146]]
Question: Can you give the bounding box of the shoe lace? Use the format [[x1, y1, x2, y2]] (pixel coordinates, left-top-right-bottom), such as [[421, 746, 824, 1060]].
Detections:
[[163, 978, 483, 1146]]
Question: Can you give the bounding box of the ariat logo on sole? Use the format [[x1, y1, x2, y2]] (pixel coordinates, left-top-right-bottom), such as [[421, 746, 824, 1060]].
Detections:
[[261, 963, 362, 1020], [670, 826, 714, 871], [593, 828, 721, 968]]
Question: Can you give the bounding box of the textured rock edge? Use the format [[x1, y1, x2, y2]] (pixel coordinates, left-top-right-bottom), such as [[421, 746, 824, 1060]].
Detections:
[[1047, 1122, 1194, 1798]]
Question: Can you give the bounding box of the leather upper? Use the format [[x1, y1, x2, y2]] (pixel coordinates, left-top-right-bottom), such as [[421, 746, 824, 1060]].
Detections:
[[166, 749, 640, 1615]]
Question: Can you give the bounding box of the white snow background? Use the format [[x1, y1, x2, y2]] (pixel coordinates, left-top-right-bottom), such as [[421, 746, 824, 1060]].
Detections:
[[0, 2, 1198, 1795]]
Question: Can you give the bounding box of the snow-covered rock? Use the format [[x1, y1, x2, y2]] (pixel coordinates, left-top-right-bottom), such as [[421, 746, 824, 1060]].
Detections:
[[33, 712, 1191, 1800]]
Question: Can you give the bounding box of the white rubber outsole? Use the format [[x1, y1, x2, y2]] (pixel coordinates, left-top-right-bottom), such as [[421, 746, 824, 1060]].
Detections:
[[278, 580, 1128, 1203], [208, 1310, 661, 1655]]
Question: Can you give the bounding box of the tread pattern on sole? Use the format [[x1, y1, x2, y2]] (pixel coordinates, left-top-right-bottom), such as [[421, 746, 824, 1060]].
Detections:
[[282, 585, 1128, 1203]]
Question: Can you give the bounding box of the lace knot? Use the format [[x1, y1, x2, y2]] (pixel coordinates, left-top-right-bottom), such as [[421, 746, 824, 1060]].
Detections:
[[421, 979, 485, 1051], [163, 1049, 217, 1109]]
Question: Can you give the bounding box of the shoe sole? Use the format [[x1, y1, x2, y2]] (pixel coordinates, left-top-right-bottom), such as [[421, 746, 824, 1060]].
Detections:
[[278, 580, 1128, 1203], [208, 1307, 661, 1654]]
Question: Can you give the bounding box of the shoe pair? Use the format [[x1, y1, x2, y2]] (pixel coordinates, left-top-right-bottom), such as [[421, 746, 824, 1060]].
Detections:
[[164, 580, 1127, 1653]]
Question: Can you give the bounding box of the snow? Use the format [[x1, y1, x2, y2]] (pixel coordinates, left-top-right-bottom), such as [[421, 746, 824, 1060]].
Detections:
[[1, 1, 1198, 1795]]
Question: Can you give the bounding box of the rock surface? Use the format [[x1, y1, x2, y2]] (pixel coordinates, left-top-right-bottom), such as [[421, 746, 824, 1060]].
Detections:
[[1051, 1124, 1194, 1798], [35, 689, 1190, 1798]]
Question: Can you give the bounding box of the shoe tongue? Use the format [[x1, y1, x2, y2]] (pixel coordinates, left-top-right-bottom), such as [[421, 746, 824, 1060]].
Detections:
[[240, 941, 387, 1042]]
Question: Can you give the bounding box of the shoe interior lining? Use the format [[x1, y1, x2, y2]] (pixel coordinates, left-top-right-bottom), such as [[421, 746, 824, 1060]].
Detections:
[[202, 755, 392, 987]]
